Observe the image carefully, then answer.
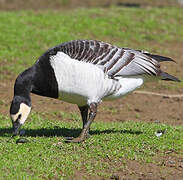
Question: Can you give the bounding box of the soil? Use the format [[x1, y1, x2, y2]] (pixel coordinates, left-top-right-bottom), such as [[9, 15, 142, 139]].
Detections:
[[73, 153, 183, 180], [0, 1, 183, 179], [0, 0, 181, 11]]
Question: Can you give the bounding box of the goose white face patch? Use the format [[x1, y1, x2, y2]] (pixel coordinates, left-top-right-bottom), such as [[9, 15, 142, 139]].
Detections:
[[10, 103, 31, 125]]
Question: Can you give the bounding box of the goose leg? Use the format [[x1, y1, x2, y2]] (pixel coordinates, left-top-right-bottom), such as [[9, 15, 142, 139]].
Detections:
[[65, 103, 97, 143], [78, 105, 90, 137], [64, 105, 88, 140]]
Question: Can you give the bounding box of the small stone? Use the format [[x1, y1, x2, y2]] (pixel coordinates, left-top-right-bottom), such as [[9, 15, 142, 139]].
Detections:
[[168, 160, 175, 164]]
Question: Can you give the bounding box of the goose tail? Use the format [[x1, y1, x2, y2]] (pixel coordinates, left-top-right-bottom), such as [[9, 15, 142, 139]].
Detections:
[[144, 53, 176, 63]]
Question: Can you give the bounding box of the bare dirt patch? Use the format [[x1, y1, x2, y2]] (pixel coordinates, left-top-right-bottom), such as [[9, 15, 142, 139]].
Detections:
[[0, 0, 181, 11], [72, 153, 183, 180], [114, 154, 183, 180]]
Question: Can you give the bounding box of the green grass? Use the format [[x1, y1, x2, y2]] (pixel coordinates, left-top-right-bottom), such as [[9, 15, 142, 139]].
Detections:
[[102, 106, 118, 114], [0, 112, 183, 179], [0, 6, 183, 179], [0, 7, 183, 79], [53, 111, 81, 121]]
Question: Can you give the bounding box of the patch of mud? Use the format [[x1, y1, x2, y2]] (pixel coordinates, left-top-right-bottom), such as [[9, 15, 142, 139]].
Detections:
[[115, 156, 183, 180], [73, 153, 183, 180]]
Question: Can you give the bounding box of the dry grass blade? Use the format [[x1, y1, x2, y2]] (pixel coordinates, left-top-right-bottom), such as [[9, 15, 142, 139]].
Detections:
[[134, 91, 183, 98]]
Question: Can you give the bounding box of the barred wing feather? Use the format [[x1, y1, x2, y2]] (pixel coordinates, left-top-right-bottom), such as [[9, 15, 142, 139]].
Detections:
[[50, 40, 174, 79]]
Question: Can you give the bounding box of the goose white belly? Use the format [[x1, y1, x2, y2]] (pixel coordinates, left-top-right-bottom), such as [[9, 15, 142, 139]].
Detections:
[[50, 52, 120, 106], [58, 76, 144, 105], [104, 76, 144, 101]]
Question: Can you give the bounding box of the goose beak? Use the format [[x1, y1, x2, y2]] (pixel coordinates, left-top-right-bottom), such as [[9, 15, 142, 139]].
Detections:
[[10, 103, 31, 136], [12, 121, 22, 136]]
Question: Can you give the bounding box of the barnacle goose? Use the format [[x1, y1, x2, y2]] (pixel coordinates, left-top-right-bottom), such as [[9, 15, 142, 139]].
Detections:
[[10, 40, 180, 142]]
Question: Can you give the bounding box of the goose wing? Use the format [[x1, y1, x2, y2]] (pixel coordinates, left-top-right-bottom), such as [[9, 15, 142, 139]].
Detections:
[[49, 40, 172, 78]]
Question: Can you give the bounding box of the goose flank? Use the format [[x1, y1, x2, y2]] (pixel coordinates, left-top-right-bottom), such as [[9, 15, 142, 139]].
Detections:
[[10, 40, 180, 143]]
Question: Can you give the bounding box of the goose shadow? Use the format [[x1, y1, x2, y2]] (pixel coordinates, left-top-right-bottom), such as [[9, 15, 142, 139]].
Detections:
[[0, 127, 142, 138]]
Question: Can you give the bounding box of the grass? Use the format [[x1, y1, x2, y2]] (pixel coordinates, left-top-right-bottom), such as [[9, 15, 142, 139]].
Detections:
[[0, 7, 183, 80], [102, 106, 118, 114], [53, 111, 81, 121], [0, 112, 183, 179], [0, 5, 183, 179]]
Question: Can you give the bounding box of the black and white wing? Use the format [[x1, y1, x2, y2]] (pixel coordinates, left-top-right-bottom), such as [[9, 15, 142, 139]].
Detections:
[[47, 40, 179, 81]]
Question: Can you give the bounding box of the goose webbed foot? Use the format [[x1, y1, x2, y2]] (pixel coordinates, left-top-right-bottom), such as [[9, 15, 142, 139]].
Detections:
[[64, 103, 97, 143], [64, 136, 85, 143], [64, 132, 90, 143]]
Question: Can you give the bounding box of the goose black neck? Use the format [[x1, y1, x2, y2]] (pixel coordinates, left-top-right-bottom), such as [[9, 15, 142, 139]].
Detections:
[[30, 56, 59, 99], [14, 67, 34, 106], [14, 51, 59, 101]]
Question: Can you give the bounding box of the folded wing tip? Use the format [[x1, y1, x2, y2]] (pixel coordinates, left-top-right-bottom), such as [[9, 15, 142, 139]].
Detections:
[[160, 72, 181, 82]]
